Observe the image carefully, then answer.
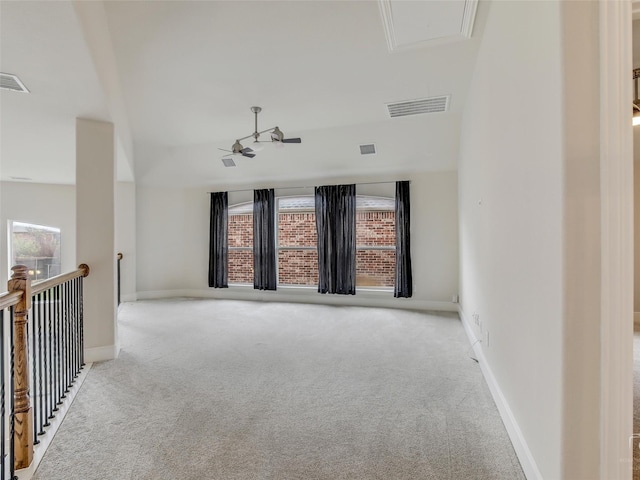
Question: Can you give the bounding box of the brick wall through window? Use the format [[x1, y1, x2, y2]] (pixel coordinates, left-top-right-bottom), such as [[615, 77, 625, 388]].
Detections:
[[228, 207, 396, 288]]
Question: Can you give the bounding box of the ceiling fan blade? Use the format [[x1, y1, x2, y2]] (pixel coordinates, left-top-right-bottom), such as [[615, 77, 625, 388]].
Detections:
[[242, 152, 256, 158], [241, 147, 254, 154], [282, 138, 301, 143]]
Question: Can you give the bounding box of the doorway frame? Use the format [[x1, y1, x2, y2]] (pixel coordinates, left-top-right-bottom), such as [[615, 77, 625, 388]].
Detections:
[[600, 1, 634, 478]]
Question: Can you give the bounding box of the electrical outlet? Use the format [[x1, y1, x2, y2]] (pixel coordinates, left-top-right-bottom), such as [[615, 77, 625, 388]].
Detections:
[[472, 313, 482, 332]]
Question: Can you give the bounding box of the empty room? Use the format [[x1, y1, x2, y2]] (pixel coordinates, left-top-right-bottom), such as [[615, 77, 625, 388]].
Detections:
[[0, 1, 633, 479]]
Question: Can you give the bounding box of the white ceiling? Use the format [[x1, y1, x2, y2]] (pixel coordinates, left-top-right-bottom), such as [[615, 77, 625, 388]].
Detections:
[[0, 0, 486, 188]]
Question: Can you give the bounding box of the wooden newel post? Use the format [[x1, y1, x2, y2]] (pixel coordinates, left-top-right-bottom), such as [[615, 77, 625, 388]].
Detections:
[[8, 265, 33, 469]]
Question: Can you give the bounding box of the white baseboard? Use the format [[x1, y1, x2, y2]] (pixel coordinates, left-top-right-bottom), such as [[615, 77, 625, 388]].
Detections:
[[134, 288, 458, 313], [136, 289, 192, 300], [84, 344, 120, 363], [121, 293, 138, 302], [15, 363, 93, 480], [458, 306, 543, 480]]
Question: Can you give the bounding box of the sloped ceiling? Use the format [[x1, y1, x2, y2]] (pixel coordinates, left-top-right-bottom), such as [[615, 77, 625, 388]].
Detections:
[[0, 0, 487, 188]]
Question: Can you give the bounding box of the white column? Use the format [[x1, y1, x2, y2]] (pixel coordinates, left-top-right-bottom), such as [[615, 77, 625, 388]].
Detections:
[[76, 118, 118, 361]]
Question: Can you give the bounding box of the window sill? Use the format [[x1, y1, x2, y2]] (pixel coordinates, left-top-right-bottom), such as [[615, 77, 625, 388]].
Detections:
[[227, 283, 393, 294]]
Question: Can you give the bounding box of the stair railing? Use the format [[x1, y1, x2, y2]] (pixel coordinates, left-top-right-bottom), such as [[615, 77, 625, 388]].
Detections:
[[0, 263, 89, 477]]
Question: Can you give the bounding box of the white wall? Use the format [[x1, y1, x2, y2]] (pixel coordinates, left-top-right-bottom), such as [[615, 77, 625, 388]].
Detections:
[[634, 21, 640, 316], [0, 180, 135, 294], [459, 1, 601, 479], [635, 142, 640, 315], [116, 181, 137, 301], [0, 181, 76, 287], [76, 118, 117, 361], [136, 170, 458, 310], [459, 0, 562, 477]]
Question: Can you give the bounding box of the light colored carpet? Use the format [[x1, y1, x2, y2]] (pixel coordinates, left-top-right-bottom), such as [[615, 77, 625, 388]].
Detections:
[[33, 298, 524, 480]]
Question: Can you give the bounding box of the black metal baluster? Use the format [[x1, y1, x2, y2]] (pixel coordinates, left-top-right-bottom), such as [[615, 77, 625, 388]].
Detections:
[[79, 277, 84, 367], [64, 281, 70, 395], [61, 282, 65, 396], [37, 292, 45, 438], [66, 281, 71, 392], [9, 307, 16, 480], [54, 285, 61, 411], [48, 287, 54, 420], [117, 253, 122, 306], [31, 294, 38, 445], [43, 290, 51, 429], [60, 283, 66, 400], [77, 278, 82, 373], [71, 279, 76, 378], [1, 310, 5, 480]]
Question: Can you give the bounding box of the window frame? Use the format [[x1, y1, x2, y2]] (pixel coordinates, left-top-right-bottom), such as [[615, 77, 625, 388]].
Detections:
[[227, 193, 396, 292], [354, 200, 396, 291], [227, 205, 254, 285], [276, 196, 318, 288], [8, 220, 62, 283]]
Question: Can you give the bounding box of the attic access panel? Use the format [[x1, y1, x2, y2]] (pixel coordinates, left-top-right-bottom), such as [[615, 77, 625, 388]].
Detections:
[[379, 0, 478, 52]]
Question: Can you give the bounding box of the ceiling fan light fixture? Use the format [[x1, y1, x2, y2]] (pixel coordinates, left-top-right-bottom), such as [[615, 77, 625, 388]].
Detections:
[[219, 108, 302, 163], [232, 140, 244, 154], [271, 126, 284, 142], [250, 139, 264, 152]]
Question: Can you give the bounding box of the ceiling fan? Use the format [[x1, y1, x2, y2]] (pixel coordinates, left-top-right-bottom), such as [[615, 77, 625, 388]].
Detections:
[[219, 106, 302, 167]]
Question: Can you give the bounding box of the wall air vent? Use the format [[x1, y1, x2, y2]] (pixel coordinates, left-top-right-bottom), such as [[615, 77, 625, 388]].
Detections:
[[0, 73, 29, 93], [359, 144, 376, 155], [386, 96, 449, 118]]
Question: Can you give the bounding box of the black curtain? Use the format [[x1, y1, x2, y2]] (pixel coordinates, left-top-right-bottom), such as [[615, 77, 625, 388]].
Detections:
[[208, 192, 229, 288], [394, 181, 413, 298], [315, 184, 356, 295], [253, 189, 277, 290]]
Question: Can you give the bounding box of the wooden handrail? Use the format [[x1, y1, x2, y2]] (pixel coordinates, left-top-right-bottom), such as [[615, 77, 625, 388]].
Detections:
[[31, 263, 90, 296], [0, 290, 23, 311], [1, 263, 91, 470]]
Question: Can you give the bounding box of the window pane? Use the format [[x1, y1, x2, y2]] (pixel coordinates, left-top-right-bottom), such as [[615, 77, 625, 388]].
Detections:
[[356, 210, 395, 247], [228, 250, 253, 284], [278, 212, 316, 247], [229, 213, 252, 247], [229, 212, 253, 284], [356, 249, 395, 288], [278, 249, 318, 286], [11, 221, 61, 281], [278, 204, 317, 286]]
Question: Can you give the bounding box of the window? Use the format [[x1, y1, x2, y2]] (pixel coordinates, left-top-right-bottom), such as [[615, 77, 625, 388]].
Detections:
[[355, 197, 395, 288], [278, 196, 318, 287], [9, 221, 61, 281], [227, 193, 396, 290], [228, 202, 253, 284]]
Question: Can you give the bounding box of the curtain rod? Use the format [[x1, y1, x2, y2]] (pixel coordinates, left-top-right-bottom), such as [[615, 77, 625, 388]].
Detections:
[[207, 180, 410, 195]]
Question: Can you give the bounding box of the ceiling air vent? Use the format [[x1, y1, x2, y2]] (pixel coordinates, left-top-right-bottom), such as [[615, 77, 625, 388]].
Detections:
[[386, 96, 449, 118], [359, 144, 376, 155], [0, 73, 29, 93], [221, 157, 236, 167]]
